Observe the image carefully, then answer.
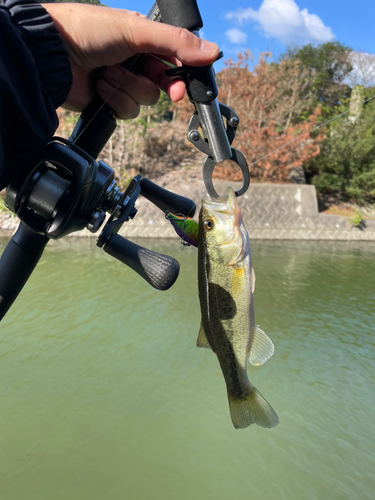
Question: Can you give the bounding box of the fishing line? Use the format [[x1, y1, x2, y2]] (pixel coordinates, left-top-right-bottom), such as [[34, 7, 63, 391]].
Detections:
[[208, 92, 375, 195], [70, 73, 129, 147], [70, 54, 178, 147]]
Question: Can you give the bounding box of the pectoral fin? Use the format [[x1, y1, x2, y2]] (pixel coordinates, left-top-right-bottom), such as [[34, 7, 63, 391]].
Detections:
[[251, 266, 256, 294], [197, 323, 211, 349], [248, 325, 274, 366]]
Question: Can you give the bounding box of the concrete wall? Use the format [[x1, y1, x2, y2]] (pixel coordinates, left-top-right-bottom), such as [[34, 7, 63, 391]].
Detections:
[[1, 182, 375, 240], [120, 182, 375, 241]]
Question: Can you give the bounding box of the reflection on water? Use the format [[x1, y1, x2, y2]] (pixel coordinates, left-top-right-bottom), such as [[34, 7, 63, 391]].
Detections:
[[1, 237, 375, 500]]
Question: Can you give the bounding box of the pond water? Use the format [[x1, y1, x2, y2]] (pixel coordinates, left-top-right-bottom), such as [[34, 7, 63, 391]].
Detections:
[[0, 237, 374, 500]]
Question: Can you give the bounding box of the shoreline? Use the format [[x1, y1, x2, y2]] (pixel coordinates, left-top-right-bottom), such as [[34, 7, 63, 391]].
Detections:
[[2, 181, 375, 241]]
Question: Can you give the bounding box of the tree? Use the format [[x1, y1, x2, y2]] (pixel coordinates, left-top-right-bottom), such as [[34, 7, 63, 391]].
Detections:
[[347, 52, 375, 88], [305, 97, 375, 204], [281, 42, 353, 113], [208, 52, 323, 182]]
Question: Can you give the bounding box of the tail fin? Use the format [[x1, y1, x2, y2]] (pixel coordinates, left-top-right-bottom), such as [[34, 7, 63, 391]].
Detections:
[[228, 386, 279, 429]]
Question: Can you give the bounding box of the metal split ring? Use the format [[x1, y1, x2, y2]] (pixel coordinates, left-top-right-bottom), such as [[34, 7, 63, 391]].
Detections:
[[202, 148, 250, 202]]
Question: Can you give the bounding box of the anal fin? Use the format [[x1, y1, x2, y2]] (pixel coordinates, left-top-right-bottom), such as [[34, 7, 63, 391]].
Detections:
[[248, 325, 274, 366]]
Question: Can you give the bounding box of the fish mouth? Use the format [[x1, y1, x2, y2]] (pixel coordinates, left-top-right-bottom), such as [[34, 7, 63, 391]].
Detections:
[[202, 186, 235, 208], [202, 187, 241, 224]]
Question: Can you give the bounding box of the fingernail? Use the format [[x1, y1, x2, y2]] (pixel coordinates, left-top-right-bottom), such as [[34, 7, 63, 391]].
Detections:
[[199, 39, 219, 56]]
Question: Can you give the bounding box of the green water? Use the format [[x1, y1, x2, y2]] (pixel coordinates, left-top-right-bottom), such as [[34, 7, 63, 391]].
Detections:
[[0, 237, 374, 500]]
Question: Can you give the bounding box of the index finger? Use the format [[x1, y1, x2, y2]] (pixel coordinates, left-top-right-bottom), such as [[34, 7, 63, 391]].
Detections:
[[114, 12, 219, 66]]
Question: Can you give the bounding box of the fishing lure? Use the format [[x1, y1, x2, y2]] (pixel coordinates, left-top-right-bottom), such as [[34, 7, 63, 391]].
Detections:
[[165, 212, 199, 248]]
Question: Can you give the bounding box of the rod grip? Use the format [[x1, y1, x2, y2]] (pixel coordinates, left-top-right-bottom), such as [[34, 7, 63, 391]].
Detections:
[[157, 0, 203, 30], [104, 234, 180, 290], [68, 98, 116, 159], [0, 223, 49, 321]]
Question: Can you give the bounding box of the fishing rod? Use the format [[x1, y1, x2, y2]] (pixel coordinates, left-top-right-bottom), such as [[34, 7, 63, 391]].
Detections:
[[0, 0, 250, 321]]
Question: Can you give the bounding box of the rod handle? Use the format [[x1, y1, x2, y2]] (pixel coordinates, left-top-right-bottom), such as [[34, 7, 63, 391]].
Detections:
[[157, 0, 203, 30], [0, 223, 49, 321]]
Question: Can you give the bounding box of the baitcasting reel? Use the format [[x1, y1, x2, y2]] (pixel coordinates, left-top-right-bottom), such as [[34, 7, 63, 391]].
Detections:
[[0, 135, 196, 321]]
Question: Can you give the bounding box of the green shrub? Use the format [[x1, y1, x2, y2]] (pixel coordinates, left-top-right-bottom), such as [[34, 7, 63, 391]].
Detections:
[[305, 95, 375, 204]]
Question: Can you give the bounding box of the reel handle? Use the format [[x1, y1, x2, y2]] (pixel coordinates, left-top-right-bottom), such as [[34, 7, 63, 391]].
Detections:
[[103, 234, 180, 290], [140, 178, 196, 217], [0, 223, 49, 320]]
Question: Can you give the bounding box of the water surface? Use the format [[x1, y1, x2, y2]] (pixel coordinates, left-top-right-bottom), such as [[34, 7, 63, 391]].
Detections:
[[1, 238, 374, 499]]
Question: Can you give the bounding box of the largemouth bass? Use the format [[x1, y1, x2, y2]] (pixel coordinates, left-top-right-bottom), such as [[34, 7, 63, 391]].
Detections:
[[198, 187, 279, 429]]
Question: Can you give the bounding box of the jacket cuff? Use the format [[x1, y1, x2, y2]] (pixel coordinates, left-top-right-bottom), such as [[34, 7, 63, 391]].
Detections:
[[7, 0, 72, 108]]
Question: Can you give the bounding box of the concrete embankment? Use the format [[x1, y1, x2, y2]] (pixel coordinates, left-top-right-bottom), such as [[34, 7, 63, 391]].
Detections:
[[1, 182, 375, 241]]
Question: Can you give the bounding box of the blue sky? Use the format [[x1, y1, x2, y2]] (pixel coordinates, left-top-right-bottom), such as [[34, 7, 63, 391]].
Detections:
[[105, 0, 375, 71]]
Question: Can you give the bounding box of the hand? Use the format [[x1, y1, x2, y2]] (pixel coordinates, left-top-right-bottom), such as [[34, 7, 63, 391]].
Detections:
[[42, 3, 219, 119]]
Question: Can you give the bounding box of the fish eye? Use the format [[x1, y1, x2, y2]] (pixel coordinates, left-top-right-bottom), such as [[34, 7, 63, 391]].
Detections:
[[204, 219, 214, 231]]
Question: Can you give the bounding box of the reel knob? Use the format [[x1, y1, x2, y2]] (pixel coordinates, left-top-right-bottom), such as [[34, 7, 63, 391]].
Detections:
[[103, 234, 180, 291]]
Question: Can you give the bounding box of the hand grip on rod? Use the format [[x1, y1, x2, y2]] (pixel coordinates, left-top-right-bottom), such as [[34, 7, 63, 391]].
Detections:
[[68, 54, 148, 158], [0, 223, 49, 321], [68, 2, 160, 158]]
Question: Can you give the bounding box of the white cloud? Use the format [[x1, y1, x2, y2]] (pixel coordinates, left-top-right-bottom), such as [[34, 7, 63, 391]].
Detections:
[[225, 28, 248, 44], [225, 0, 334, 46]]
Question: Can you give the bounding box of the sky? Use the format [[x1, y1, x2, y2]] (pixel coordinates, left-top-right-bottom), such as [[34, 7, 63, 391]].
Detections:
[[105, 0, 375, 71]]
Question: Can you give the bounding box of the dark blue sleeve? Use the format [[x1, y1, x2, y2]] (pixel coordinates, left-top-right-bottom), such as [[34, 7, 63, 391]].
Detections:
[[0, 0, 72, 190]]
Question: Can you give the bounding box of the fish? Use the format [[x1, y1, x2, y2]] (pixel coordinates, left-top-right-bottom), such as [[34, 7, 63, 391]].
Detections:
[[198, 186, 279, 429]]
